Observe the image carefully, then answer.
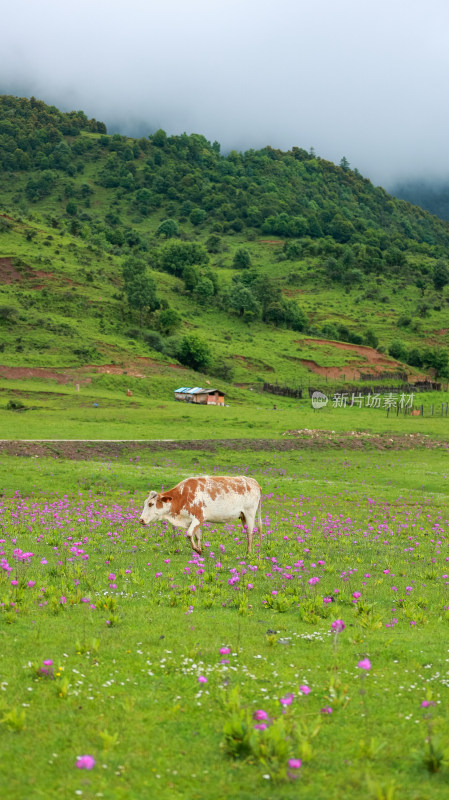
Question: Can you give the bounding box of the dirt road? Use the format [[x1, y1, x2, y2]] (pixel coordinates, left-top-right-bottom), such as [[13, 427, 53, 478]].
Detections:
[[0, 431, 447, 461]]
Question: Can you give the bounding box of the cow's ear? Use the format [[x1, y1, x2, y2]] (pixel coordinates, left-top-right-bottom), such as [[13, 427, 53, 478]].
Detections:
[[162, 495, 172, 503]]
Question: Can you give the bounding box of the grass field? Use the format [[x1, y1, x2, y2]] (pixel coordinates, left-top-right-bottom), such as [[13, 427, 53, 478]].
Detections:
[[2, 443, 449, 799], [1, 377, 449, 441]]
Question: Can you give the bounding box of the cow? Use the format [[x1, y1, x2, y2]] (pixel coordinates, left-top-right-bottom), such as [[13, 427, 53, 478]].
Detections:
[[139, 475, 262, 555]]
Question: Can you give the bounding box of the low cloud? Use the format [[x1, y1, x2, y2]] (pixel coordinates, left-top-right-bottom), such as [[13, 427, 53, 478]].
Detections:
[[2, 0, 449, 187]]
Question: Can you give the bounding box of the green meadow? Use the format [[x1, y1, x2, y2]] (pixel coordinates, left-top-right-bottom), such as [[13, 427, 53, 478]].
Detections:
[[1, 444, 449, 799]]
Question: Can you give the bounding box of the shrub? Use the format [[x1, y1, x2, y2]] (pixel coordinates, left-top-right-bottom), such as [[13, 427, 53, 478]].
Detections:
[[156, 308, 181, 335], [0, 305, 18, 323], [157, 219, 179, 238], [177, 335, 212, 371], [388, 340, 408, 362], [0, 217, 12, 232], [142, 330, 166, 353], [233, 248, 251, 269], [363, 329, 379, 349]]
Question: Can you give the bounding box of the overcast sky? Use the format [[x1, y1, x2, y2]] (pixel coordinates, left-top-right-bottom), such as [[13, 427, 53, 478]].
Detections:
[[1, 0, 449, 187]]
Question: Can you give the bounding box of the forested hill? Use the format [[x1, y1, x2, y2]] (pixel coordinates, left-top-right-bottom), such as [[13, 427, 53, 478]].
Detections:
[[0, 94, 448, 386], [2, 94, 449, 251]]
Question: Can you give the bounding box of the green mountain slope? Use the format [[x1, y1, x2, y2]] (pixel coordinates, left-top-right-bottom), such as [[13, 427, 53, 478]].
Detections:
[[0, 93, 448, 394]]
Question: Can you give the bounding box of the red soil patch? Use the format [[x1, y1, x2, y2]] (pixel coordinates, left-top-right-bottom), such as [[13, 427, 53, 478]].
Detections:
[[295, 338, 429, 381], [0, 357, 168, 385], [0, 257, 23, 284], [259, 239, 285, 245], [300, 338, 394, 364], [299, 359, 361, 380], [0, 366, 88, 384]]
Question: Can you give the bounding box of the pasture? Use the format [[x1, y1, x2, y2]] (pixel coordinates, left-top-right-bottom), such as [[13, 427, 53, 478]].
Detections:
[[1, 443, 449, 799]]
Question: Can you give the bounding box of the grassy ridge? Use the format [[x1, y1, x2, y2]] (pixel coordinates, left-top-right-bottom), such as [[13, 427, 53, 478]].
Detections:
[[0, 94, 448, 406]]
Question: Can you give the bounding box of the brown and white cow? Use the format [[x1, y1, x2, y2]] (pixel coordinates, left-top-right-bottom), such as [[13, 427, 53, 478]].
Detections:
[[139, 475, 262, 555]]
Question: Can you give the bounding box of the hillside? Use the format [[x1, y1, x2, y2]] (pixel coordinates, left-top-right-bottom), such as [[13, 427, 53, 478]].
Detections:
[[0, 93, 448, 401]]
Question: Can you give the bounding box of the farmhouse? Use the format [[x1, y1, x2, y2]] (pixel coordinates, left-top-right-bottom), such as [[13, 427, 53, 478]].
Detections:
[[174, 386, 225, 405]]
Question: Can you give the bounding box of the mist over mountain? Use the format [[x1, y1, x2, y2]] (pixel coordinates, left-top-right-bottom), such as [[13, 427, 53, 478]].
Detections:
[[2, 0, 449, 188], [390, 180, 449, 222]]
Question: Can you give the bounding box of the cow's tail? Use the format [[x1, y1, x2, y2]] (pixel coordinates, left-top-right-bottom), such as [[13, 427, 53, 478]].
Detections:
[[257, 495, 263, 550]]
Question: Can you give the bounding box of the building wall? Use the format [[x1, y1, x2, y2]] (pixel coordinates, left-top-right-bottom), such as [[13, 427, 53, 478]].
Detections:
[[207, 393, 225, 405], [174, 392, 225, 404]]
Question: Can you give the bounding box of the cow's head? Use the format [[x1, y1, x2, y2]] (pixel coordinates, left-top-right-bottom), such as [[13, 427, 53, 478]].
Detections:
[[139, 490, 173, 525]]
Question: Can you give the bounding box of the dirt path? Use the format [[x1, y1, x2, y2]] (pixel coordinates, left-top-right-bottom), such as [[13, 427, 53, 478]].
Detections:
[[0, 432, 447, 461]]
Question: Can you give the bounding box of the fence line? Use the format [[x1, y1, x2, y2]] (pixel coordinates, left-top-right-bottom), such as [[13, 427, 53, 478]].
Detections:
[[263, 383, 303, 399], [262, 380, 445, 400], [387, 402, 448, 418]]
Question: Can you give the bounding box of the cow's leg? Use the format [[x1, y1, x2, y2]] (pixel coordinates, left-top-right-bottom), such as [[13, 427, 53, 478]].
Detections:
[[194, 526, 202, 554], [244, 513, 255, 555], [186, 519, 202, 555]]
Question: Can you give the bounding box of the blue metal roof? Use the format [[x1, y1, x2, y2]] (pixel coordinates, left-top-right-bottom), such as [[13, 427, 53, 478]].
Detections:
[[174, 387, 221, 394]]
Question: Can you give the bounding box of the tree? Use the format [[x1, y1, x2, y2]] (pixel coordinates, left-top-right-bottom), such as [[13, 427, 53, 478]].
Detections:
[[229, 285, 260, 317], [66, 200, 77, 216], [190, 208, 207, 225], [157, 307, 181, 335], [157, 241, 209, 277], [151, 129, 167, 147], [342, 268, 364, 288], [340, 156, 350, 171], [264, 298, 307, 331], [388, 340, 408, 362], [157, 218, 179, 239], [325, 257, 344, 282], [0, 218, 12, 233], [364, 329, 379, 349], [177, 335, 212, 371], [196, 277, 215, 305], [422, 347, 449, 378], [182, 265, 199, 292], [125, 273, 160, 327], [416, 277, 426, 297], [233, 248, 251, 269], [329, 215, 354, 244], [407, 348, 423, 368], [433, 260, 449, 291], [206, 234, 222, 253], [122, 257, 147, 284], [135, 188, 152, 215]]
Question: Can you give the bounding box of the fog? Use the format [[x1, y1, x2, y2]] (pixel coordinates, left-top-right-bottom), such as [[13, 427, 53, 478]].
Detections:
[[2, 0, 449, 187]]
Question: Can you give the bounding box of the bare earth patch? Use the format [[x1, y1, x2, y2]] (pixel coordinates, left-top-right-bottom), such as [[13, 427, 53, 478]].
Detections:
[[0, 357, 174, 384], [0, 432, 447, 461], [0, 257, 23, 284], [296, 338, 427, 381]]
